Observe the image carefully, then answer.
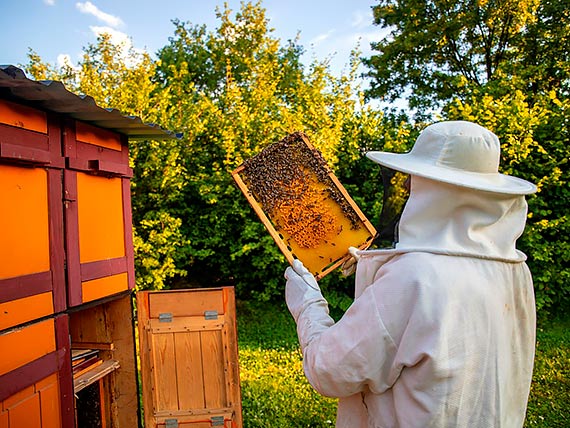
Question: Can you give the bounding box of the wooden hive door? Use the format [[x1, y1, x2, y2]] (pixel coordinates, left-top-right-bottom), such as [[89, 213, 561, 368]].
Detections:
[[137, 288, 242, 428]]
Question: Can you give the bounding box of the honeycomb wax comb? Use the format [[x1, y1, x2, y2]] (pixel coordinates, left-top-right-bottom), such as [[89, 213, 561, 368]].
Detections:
[[232, 132, 377, 280]]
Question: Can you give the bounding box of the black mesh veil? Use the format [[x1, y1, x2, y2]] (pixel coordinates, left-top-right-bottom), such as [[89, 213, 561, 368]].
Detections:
[[373, 166, 410, 248]]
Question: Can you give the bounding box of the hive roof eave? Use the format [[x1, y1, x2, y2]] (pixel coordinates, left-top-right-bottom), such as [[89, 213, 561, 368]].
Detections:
[[0, 65, 180, 141]]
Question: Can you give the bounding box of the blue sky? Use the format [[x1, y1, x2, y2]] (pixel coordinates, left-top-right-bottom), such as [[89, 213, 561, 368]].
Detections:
[[0, 0, 388, 78]]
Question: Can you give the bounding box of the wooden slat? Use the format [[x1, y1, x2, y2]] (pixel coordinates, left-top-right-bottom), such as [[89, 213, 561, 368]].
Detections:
[[152, 332, 179, 411], [0, 142, 51, 164], [0, 292, 54, 332], [201, 329, 226, 409], [0, 99, 47, 134], [80, 257, 127, 282], [54, 314, 74, 428], [71, 342, 115, 351], [137, 292, 156, 428], [122, 177, 136, 290], [154, 409, 233, 418], [175, 331, 205, 409], [223, 287, 242, 426], [64, 169, 82, 306], [0, 319, 56, 377], [81, 272, 128, 303], [0, 271, 51, 305], [38, 374, 62, 428], [148, 289, 225, 318], [48, 168, 66, 314], [75, 121, 122, 151], [149, 316, 224, 333], [73, 359, 120, 393]]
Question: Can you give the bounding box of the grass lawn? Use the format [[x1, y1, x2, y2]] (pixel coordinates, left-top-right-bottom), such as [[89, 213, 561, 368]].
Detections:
[[237, 300, 570, 427]]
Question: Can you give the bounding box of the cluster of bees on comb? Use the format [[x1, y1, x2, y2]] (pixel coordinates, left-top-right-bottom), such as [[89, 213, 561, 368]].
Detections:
[[241, 132, 361, 249]]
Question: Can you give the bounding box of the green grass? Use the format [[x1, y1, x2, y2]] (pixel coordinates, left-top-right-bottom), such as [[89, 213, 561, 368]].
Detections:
[[237, 301, 570, 428], [237, 300, 337, 427], [525, 316, 570, 427]]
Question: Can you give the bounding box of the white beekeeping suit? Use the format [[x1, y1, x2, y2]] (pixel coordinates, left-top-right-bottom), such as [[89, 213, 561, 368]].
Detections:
[[285, 121, 537, 428]]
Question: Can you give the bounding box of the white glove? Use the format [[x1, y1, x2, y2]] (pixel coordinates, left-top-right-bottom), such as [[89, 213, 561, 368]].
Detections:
[[340, 246, 361, 277], [285, 259, 323, 322]]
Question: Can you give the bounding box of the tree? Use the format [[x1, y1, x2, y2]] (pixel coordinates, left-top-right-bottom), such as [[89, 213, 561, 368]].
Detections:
[[363, 0, 541, 112], [151, 1, 385, 301]]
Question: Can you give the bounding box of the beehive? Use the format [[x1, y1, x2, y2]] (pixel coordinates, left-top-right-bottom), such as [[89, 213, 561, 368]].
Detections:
[[232, 132, 376, 279]]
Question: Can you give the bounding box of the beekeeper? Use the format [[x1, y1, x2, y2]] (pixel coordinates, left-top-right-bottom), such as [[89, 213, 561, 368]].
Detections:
[[285, 121, 537, 427]]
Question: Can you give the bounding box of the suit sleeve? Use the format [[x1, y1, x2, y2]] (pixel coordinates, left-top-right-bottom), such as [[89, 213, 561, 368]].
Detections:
[[297, 285, 399, 398]]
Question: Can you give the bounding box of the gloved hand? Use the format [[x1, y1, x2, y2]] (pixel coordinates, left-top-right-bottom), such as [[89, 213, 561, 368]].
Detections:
[[285, 259, 324, 322], [340, 246, 361, 277]]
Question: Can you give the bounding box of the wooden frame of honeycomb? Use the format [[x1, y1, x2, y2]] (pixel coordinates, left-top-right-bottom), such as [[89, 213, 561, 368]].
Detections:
[[232, 132, 377, 280]]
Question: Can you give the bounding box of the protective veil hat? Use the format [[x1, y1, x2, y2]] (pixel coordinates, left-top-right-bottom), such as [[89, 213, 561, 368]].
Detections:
[[366, 121, 537, 195]]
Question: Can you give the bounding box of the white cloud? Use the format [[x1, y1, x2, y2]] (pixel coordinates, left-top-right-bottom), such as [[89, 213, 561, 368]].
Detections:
[[43, 0, 56, 5], [351, 10, 372, 30], [90, 26, 131, 47], [89, 26, 146, 66], [56, 54, 80, 71], [310, 30, 335, 46], [76, 1, 124, 28]]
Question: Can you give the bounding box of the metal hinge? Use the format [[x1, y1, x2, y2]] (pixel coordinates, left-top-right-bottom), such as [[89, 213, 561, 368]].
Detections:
[[165, 419, 178, 428], [211, 416, 224, 426], [204, 310, 218, 320], [159, 312, 173, 323]]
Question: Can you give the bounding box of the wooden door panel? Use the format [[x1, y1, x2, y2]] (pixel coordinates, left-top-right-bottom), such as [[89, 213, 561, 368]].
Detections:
[[138, 287, 242, 428], [175, 331, 205, 409]]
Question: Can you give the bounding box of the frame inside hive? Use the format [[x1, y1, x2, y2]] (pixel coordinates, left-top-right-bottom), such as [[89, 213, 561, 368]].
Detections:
[[232, 132, 377, 280]]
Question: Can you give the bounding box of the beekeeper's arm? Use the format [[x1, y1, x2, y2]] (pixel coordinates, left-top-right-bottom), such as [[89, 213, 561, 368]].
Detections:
[[285, 260, 398, 398]]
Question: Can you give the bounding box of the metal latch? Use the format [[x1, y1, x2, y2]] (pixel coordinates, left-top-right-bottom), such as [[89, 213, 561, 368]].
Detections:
[[211, 416, 224, 426], [159, 312, 173, 323], [165, 419, 178, 428], [204, 310, 218, 320]]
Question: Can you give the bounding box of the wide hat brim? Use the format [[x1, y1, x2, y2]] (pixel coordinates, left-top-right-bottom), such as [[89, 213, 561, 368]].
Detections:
[[366, 151, 537, 195]]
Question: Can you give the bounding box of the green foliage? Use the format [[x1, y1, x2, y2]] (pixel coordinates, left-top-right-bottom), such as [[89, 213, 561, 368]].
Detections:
[[364, 0, 541, 112], [132, 210, 189, 290], [146, 1, 388, 300], [365, 0, 570, 315]]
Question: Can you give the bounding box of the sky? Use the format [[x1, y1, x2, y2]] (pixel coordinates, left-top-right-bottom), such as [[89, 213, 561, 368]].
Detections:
[[0, 0, 389, 79]]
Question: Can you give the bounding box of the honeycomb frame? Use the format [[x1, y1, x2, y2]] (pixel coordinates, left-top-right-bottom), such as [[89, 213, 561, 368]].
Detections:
[[232, 132, 377, 280]]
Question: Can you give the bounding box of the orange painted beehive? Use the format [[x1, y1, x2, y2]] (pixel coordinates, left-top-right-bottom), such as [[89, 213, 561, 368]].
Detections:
[[0, 95, 137, 428], [232, 132, 377, 279], [1, 66, 242, 428]]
